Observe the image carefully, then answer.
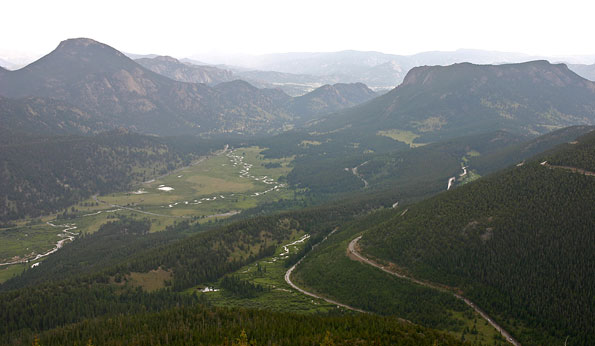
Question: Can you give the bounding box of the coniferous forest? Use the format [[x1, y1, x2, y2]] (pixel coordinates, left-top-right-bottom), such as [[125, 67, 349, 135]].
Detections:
[[359, 132, 595, 344]]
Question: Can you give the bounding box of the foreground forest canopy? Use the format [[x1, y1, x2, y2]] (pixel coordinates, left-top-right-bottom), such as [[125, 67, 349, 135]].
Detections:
[[14, 304, 465, 346]]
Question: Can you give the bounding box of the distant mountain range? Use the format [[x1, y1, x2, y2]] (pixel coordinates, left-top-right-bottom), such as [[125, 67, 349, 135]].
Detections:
[[192, 49, 595, 89], [568, 63, 595, 81], [138, 55, 343, 96], [310, 60, 595, 144], [0, 38, 377, 136], [4, 47, 594, 94], [2, 39, 594, 139]]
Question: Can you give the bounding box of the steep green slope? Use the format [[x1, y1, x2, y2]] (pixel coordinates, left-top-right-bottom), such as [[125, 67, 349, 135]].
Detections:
[[291, 210, 490, 339], [359, 132, 595, 345], [357, 131, 525, 189], [537, 128, 595, 171]]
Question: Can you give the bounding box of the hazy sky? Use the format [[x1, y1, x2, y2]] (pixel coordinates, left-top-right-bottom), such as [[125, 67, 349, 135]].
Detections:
[[1, 0, 594, 61]]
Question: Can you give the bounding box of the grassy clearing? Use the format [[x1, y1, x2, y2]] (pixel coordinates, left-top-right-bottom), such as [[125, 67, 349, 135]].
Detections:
[[377, 129, 427, 148], [0, 263, 26, 283], [125, 268, 173, 292], [460, 170, 482, 185], [0, 224, 65, 263], [194, 233, 338, 314]]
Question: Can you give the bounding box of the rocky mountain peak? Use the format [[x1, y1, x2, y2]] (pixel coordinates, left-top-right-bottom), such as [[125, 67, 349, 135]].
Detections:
[[153, 55, 180, 63]]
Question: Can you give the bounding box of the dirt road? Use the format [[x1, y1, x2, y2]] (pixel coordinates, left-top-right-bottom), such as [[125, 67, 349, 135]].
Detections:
[[348, 236, 520, 346], [284, 229, 368, 313], [541, 162, 595, 176]]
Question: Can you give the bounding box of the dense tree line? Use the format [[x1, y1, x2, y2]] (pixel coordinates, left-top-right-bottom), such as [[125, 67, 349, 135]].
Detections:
[[15, 304, 464, 346], [3, 129, 591, 344], [0, 284, 202, 343]]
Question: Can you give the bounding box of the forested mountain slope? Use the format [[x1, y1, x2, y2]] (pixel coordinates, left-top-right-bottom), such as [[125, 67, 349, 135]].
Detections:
[[311, 60, 595, 144], [284, 130, 525, 196], [289, 82, 377, 122], [256, 126, 593, 204], [0, 131, 209, 221], [0, 96, 107, 134], [359, 130, 595, 345], [536, 128, 595, 171]]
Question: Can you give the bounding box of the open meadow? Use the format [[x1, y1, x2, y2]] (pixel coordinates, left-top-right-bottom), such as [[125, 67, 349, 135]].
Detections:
[[0, 147, 297, 282]]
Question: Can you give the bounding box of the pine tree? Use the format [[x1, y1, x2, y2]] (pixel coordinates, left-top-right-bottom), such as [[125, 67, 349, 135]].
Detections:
[[321, 331, 335, 346]]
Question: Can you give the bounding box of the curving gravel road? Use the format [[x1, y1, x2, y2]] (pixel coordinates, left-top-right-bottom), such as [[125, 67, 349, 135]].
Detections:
[[348, 236, 520, 346], [284, 229, 368, 313]]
